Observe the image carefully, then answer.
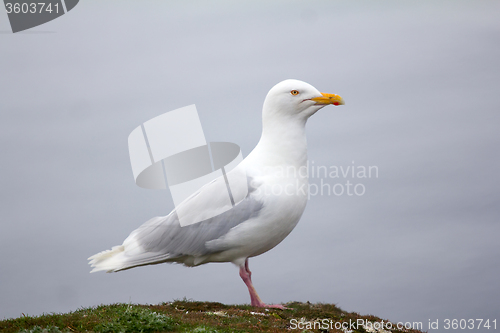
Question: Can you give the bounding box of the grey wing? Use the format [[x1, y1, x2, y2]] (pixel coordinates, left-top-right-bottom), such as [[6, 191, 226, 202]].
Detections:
[[125, 176, 262, 261]]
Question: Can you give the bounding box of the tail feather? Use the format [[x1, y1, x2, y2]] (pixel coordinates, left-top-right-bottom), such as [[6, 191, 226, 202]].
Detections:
[[88, 235, 180, 273], [88, 245, 127, 273]]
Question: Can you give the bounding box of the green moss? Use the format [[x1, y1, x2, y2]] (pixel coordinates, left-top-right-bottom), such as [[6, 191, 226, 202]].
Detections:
[[93, 305, 175, 333], [0, 300, 425, 333], [18, 326, 69, 333]]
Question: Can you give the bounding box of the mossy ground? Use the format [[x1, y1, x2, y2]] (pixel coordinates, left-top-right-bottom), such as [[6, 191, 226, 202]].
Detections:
[[0, 300, 425, 333]]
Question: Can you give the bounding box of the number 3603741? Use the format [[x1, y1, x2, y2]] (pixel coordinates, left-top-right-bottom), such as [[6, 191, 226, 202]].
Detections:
[[5, 3, 60, 14]]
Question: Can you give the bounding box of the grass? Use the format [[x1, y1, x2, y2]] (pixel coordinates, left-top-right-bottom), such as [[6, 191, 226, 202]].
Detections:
[[1, 300, 426, 333]]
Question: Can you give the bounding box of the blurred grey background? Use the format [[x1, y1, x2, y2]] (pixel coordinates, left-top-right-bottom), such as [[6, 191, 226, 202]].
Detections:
[[1, 1, 499, 331]]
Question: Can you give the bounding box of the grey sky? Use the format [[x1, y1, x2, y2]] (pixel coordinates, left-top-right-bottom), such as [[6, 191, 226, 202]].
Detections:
[[1, 1, 499, 331]]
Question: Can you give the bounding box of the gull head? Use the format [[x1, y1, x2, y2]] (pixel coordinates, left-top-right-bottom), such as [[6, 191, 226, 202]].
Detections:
[[262, 79, 345, 122]]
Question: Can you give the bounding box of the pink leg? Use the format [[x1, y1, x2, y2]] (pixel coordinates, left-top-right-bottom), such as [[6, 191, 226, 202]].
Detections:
[[239, 258, 286, 309]]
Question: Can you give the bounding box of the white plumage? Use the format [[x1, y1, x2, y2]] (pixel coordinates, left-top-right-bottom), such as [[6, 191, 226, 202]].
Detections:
[[88, 79, 344, 308]]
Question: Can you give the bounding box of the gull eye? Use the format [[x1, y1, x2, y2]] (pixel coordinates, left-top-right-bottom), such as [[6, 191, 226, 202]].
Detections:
[[290, 90, 299, 96]]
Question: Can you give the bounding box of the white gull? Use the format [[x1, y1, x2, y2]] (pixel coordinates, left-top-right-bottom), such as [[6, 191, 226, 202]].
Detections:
[[88, 79, 345, 308]]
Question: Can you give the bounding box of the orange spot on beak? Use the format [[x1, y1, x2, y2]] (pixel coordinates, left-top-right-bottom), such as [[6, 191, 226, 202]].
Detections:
[[311, 92, 345, 106]]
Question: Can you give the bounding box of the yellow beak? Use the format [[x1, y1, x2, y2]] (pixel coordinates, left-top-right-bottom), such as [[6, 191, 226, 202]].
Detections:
[[311, 92, 345, 106]]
